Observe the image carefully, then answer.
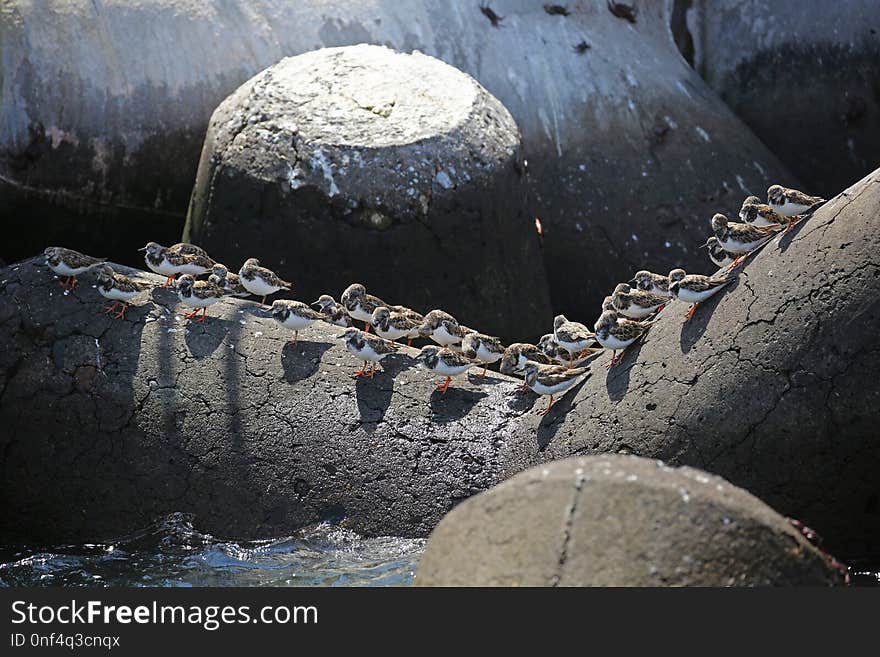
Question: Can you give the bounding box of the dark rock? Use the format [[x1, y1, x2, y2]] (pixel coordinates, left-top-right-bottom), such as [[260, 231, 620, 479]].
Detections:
[[184, 45, 550, 341], [2, 174, 876, 557], [688, 0, 880, 194], [415, 455, 847, 586], [1, 0, 795, 309]]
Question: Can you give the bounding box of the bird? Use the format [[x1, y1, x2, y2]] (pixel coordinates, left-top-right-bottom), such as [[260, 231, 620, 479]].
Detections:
[[461, 332, 505, 378], [338, 327, 399, 378], [418, 309, 467, 347], [601, 295, 616, 312], [387, 305, 425, 345], [739, 197, 787, 228], [711, 213, 781, 265], [500, 342, 553, 380], [667, 268, 735, 321], [270, 300, 326, 346], [415, 345, 477, 394], [371, 306, 420, 344], [139, 242, 214, 288], [538, 333, 564, 361], [44, 247, 105, 291], [540, 333, 599, 368], [629, 270, 671, 297], [340, 283, 390, 332], [767, 184, 825, 217], [95, 265, 150, 319], [611, 283, 667, 319], [238, 258, 292, 306], [703, 236, 737, 269], [516, 361, 590, 416], [594, 309, 654, 368], [209, 263, 249, 298], [312, 294, 353, 328], [553, 315, 596, 367], [176, 274, 225, 322]]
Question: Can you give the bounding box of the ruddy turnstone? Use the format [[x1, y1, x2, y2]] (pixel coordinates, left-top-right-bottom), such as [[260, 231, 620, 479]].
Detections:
[[711, 213, 781, 265], [271, 300, 326, 345], [553, 314, 596, 367], [629, 270, 671, 297], [95, 265, 150, 319], [239, 258, 292, 306], [602, 295, 615, 312], [739, 197, 787, 228], [139, 242, 214, 288], [340, 283, 390, 332], [417, 309, 467, 347], [415, 345, 477, 394], [371, 306, 421, 344], [176, 273, 225, 322], [611, 283, 667, 319], [461, 331, 505, 378], [668, 267, 735, 321], [704, 236, 736, 269], [594, 309, 653, 368], [767, 184, 825, 217], [500, 343, 553, 376], [44, 247, 105, 291], [209, 263, 249, 297], [516, 361, 590, 416], [338, 327, 399, 378], [312, 294, 354, 328], [538, 333, 563, 361]]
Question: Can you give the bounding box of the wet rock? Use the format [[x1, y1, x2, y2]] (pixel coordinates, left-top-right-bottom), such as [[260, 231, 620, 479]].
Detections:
[[184, 44, 550, 341], [415, 455, 846, 586], [688, 0, 880, 194], [1, 0, 794, 309]]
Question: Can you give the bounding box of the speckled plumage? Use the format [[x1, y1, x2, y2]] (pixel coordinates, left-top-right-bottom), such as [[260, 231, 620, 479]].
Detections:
[[611, 282, 667, 319], [418, 309, 467, 346], [209, 263, 249, 297], [313, 294, 354, 328], [95, 264, 150, 318], [629, 270, 671, 297], [711, 213, 781, 254], [44, 247, 106, 290]]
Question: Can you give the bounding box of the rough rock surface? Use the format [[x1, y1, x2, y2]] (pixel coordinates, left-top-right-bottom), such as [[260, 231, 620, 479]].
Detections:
[[687, 0, 880, 194], [1, 0, 795, 308], [184, 44, 550, 341], [415, 455, 846, 586], [2, 170, 878, 556]]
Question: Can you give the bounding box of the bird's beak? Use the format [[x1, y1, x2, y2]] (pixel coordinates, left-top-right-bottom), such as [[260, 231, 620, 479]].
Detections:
[[627, 278, 637, 286], [137, 246, 147, 252], [698, 239, 712, 249], [311, 300, 321, 307]]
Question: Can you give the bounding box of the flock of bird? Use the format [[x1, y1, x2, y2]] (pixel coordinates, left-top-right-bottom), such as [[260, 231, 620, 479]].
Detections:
[[42, 184, 824, 416]]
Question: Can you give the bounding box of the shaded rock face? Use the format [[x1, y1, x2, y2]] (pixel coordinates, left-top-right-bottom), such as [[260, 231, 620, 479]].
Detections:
[[415, 456, 846, 586], [1, 0, 795, 309], [0, 256, 537, 543], [688, 0, 880, 195], [184, 44, 550, 342]]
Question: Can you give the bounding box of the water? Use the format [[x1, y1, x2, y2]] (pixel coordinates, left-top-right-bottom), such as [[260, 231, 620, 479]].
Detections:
[[0, 514, 425, 587]]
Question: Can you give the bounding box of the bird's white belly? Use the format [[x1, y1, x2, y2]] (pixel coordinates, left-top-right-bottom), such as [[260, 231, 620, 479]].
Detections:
[[280, 314, 317, 331], [376, 325, 407, 341], [51, 262, 90, 277], [650, 284, 672, 297], [556, 336, 592, 353], [145, 257, 178, 276], [348, 342, 385, 362], [596, 333, 636, 351], [530, 376, 582, 397], [718, 235, 766, 253], [428, 361, 473, 376], [618, 303, 656, 320], [177, 262, 211, 276], [349, 304, 373, 324], [772, 201, 809, 217], [240, 275, 281, 296], [431, 325, 461, 346], [675, 286, 720, 304], [476, 344, 502, 364], [100, 287, 140, 302], [179, 293, 220, 308]]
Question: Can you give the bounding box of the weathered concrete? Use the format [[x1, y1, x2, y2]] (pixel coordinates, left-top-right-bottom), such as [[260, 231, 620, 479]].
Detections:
[[687, 0, 880, 194], [1, 0, 795, 308], [184, 45, 550, 342], [2, 170, 877, 556], [415, 456, 846, 586]]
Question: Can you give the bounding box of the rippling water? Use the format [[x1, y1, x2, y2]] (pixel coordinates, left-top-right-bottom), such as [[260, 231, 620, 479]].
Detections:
[[0, 514, 425, 587]]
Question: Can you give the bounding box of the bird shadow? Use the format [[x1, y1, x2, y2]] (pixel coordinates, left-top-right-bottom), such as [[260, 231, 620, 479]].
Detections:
[[775, 215, 811, 253], [467, 369, 505, 385], [183, 316, 234, 359], [677, 273, 742, 354], [535, 376, 591, 451], [280, 340, 333, 384], [355, 371, 394, 434], [505, 383, 539, 412], [429, 387, 487, 423], [378, 352, 417, 377], [605, 341, 643, 402]]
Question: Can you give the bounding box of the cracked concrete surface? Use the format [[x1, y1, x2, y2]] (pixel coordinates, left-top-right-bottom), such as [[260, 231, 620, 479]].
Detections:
[[415, 455, 846, 586], [1, 169, 878, 555]]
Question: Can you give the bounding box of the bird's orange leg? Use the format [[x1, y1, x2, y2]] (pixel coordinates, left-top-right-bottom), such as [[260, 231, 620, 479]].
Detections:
[[568, 352, 574, 369], [113, 303, 129, 320], [540, 395, 554, 416], [288, 331, 299, 347], [353, 361, 368, 377], [684, 303, 699, 322], [480, 367, 487, 379], [656, 303, 666, 313], [196, 307, 207, 323], [363, 322, 371, 333], [436, 376, 451, 394], [605, 351, 618, 369], [103, 302, 119, 315], [407, 337, 413, 346], [368, 363, 378, 378], [261, 296, 267, 306], [161, 275, 176, 288], [184, 309, 200, 319]]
